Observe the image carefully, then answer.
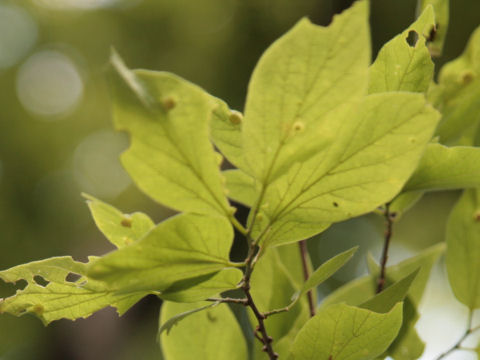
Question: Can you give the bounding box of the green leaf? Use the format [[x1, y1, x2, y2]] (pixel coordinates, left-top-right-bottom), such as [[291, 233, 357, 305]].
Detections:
[[387, 326, 425, 360], [403, 144, 480, 192], [223, 169, 256, 207], [0, 257, 147, 325], [158, 301, 219, 335], [210, 97, 245, 169], [323, 243, 444, 308], [242, 0, 370, 183], [302, 247, 358, 297], [446, 189, 480, 309], [327, 245, 443, 360], [433, 26, 480, 144], [360, 270, 419, 313], [84, 194, 154, 248], [160, 301, 247, 360], [417, 0, 449, 56], [256, 92, 439, 246], [160, 269, 242, 303], [109, 50, 232, 217], [88, 213, 241, 294], [369, 5, 435, 93], [291, 302, 403, 360]]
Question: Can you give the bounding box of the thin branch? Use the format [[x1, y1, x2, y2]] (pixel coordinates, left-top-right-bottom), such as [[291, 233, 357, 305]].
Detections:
[[264, 306, 290, 318], [434, 310, 480, 360], [376, 202, 395, 293], [243, 285, 278, 359], [299, 240, 316, 317], [206, 297, 248, 305]]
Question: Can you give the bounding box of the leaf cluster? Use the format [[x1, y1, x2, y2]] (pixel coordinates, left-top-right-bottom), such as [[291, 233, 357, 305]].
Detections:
[[2, 0, 480, 359]]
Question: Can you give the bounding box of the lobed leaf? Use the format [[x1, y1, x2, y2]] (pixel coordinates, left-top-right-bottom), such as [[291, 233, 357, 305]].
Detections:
[[291, 302, 403, 360], [242, 0, 370, 183], [369, 5, 435, 94], [88, 213, 241, 294], [109, 50, 232, 217], [160, 301, 247, 360], [256, 92, 439, 246], [403, 143, 480, 192], [0, 257, 147, 325], [84, 194, 154, 248], [446, 189, 480, 309]]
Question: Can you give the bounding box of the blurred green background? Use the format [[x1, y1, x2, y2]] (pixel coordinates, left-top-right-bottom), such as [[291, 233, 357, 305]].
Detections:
[[0, 0, 479, 359]]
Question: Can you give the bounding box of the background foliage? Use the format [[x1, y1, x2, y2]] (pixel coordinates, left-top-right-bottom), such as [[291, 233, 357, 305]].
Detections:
[[0, 0, 479, 359]]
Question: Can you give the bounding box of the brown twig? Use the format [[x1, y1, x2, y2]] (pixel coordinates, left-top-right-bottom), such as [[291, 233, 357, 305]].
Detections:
[[239, 239, 278, 359], [299, 240, 316, 317], [376, 203, 395, 293]]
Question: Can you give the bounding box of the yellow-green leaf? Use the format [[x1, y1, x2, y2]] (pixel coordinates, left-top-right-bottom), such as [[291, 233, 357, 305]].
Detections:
[[160, 301, 247, 360], [0, 257, 147, 325], [369, 5, 435, 93], [257, 92, 439, 246], [84, 194, 154, 248], [242, 0, 370, 184], [109, 50, 232, 217], [88, 213, 240, 294], [446, 189, 480, 309], [291, 302, 403, 360]]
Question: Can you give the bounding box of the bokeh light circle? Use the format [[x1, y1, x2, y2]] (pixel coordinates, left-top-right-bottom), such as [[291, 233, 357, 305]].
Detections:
[[16, 50, 84, 118], [0, 3, 37, 69], [73, 130, 131, 199]]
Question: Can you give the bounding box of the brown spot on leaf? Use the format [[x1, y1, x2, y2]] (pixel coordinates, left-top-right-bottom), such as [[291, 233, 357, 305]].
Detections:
[[121, 217, 132, 228], [162, 96, 176, 111]]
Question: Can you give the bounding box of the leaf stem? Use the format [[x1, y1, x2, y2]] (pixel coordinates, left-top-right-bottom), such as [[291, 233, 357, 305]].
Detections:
[[376, 202, 395, 293], [299, 240, 316, 317], [229, 214, 248, 236], [434, 310, 480, 360]]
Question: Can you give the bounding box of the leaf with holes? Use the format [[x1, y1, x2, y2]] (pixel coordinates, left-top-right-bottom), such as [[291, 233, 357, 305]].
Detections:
[[417, 0, 449, 56], [0, 257, 148, 325], [368, 5, 435, 94]]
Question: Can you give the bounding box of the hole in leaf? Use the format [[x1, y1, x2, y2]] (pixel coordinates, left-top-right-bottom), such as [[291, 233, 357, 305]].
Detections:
[[65, 272, 81, 283], [33, 275, 49, 287], [406, 30, 418, 47], [427, 25, 437, 42]]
